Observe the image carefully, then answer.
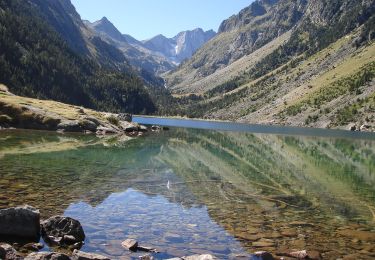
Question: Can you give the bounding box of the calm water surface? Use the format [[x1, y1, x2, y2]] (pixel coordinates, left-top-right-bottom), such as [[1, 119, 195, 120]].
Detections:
[[0, 120, 375, 259]]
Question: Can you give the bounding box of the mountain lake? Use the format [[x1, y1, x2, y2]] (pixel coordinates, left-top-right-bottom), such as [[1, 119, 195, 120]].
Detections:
[[0, 118, 375, 259]]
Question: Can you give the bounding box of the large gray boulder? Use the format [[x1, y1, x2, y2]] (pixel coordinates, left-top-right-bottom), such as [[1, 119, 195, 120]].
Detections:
[[72, 250, 110, 260], [119, 121, 139, 132], [41, 216, 85, 246], [78, 119, 98, 132], [57, 120, 82, 132], [25, 252, 71, 260], [0, 205, 40, 241], [96, 125, 119, 135]]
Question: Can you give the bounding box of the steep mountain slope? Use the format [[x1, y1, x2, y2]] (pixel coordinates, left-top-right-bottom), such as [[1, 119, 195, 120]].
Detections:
[[28, 0, 133, 71], [174, 29, 216, 61], [28, 0, 89, 55], [164, 0, 375, 130], [27, 0, 165, 87], [164, 0, 301, 91], [0, 0, 157, 114]]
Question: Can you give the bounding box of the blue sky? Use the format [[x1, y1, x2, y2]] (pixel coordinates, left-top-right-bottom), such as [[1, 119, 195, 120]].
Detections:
[[71, 0, 253, 40]]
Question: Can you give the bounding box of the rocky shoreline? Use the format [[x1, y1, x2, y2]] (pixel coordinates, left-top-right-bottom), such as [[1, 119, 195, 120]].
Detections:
[[0, 206, 216, 260], [0, 206, 323, 260], [0, 85, 153, 137]]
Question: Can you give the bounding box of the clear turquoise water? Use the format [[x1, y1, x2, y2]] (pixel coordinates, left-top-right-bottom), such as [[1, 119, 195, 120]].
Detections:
[[0, 124, 375, 259]]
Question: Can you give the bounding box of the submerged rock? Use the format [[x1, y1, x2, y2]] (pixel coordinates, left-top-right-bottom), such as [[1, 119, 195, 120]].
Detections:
[[72, 250, 110, 260], [337, 229, 375, 242], [252, 239, 275, 248], [276, 250, 322, 260], [41, 216, 85, 246], [184, 255, 217, 260], [0, 205, 40, 241], [25, 252, 71, 260], [286, 250, 308, 258], [280, 228, 297, 237], [166, 255, 217, 260], [252, 251, 274, 260], [139, 254, 154, 260], [289, 221, 314, 227]]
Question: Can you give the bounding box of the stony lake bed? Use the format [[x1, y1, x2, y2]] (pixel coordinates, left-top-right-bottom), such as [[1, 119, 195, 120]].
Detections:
[[0, 122, 375, 259]]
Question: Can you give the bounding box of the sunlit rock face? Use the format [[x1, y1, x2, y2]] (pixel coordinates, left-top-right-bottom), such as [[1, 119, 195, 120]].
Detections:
[[142, 28, 216, 63]]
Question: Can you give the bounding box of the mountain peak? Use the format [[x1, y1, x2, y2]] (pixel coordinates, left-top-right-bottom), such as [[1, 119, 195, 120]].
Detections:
[[150, 34, 168, 40], [192, 28, 204, 33], [91, 16, 124, 42], [93, 16, 113, 27], [99, 16, 109, 23]]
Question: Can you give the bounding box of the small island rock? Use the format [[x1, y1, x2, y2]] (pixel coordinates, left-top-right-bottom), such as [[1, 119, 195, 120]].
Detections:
[[121, 239, 138, 250]]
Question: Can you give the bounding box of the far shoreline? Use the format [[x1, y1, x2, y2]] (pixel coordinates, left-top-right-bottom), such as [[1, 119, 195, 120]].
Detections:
[[133, 115, 375, 140]]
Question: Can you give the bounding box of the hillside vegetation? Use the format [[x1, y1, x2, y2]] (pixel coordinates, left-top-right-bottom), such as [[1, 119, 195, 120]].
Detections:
[[0, 0, 159, 114], [163, 0, 375, 130]]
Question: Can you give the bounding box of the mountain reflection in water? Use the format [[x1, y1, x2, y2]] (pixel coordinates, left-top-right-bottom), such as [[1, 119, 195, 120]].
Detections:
[[0, 128, 374, 259]]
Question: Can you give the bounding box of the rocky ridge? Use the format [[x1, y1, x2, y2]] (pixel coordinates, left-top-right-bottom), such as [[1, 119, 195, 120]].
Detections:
[[86, 17, 216, 72], [84, 17, 176, 75]]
